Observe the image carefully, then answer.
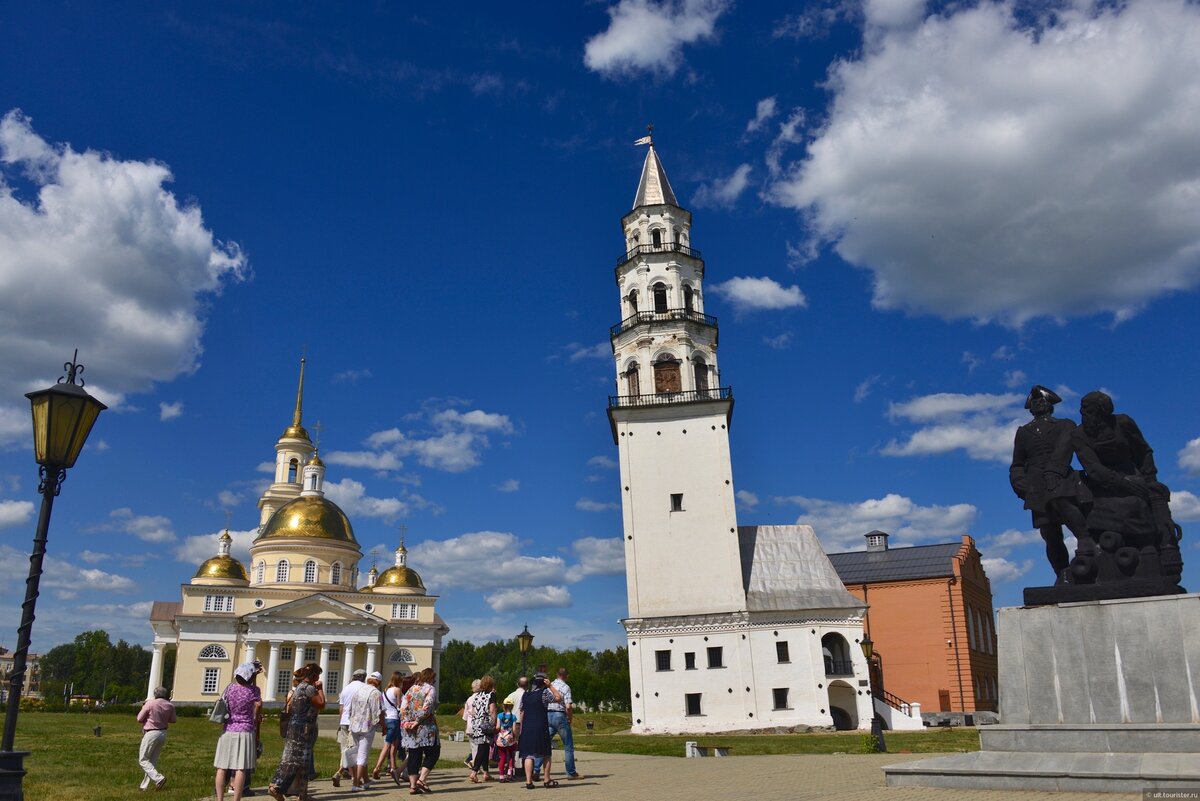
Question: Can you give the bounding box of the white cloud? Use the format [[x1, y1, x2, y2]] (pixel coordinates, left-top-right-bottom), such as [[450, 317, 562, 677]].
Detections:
[[854, 375, 881, 403], [779, 493, 977, 552], [692, 163, 753, 209], [101, 507, 176, 543], [1003, 370, 1028, 390], [174, 527, 257, 564], [79, 549, 110, 564], [1179, 437, 1200, 475], [0, 111, 245, 444], [431, 409, 514, 433], [0, 499, 34, 529], [408, 531, 567, 591], [484, 585, 572, 613], [981, 556, 1034, 584], [323, 478, 408, 520], [746, 97, 778, 133], [588, 455, 618, 470], [0, 544, 136, 593], [769, 1, 1200, 326], [1171, 490, 1200, 523], [324, 450, 405, 471], [735, 490, 759, 511], [992, 345, 1015, 361], [159, 401, 184, 421], [333, 368, 372, 384], [495, 479, 520, 493], [962, 351, 982, 374], [565, 537, 625, 581], [763, 332, 793, 350], [584, 0, 731, 77], [863, 0, 925, 31], [576, 497, 619, 513], [709, 276, 807, 313], [882, 392, 1025, 463], [984, 528, 1041, 557], [256, 461, 275, 474], [563, 342, 611, 363]]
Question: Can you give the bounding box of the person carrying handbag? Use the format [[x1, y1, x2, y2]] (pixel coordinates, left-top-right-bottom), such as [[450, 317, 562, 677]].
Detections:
[[466, 675, 498, 783], [268, 663, 325, 801], [214, 662, 263, 801]]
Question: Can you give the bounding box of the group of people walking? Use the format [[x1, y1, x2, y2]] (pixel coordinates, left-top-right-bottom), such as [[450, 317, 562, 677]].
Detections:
[[463, 667, 583, 790], [134, 663, 582, 797]]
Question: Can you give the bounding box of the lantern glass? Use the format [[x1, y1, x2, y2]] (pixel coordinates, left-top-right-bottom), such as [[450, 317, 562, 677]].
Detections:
[[860, 637, 874, 661], [516, 626, 534, 655], [27, 383, 106, 468]]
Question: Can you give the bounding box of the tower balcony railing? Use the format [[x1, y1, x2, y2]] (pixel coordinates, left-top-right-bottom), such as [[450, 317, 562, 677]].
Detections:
[[608, 387, 732, 409], [610, 308, 718, 337], [616, 241, 702, 266], [824, 657, 854, 677]]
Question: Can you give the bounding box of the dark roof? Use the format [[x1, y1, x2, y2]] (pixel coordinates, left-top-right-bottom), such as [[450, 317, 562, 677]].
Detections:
[[149, 601, 182, 622], [828, 542, 962, 584]]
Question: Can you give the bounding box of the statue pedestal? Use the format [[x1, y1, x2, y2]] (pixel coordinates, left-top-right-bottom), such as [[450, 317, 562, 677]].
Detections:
[[884, 593, 1200, 793]]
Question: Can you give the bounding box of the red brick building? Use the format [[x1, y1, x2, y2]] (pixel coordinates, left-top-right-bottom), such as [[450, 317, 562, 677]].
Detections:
[[829, 532, 998, 717]]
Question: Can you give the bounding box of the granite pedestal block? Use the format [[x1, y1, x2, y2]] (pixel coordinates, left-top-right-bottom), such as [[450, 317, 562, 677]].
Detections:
[[884, 593, 1200, 793]]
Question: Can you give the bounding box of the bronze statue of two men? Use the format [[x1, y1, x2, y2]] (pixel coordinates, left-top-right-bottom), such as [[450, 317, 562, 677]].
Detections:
[[1010, 386, 1184, 597]]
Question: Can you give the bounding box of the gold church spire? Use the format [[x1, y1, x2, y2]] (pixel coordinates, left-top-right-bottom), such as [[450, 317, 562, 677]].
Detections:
[[282, 357, 310, 441]]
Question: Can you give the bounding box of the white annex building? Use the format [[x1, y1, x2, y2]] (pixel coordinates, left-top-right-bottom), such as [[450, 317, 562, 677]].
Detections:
[[608, 142, 922, 734], [147, 361, 448, 704]]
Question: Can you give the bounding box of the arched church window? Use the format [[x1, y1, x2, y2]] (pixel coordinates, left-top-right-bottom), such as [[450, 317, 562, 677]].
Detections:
[[288, 459, 298, 483], [627, 289, 638, 314], [683, 285, 694, 313], [625, 363, 641, 397], [693, 357, 709, 393], [651, 228, 662, 248], [304, 560, 317, 583], [652, 282, 668, 313], [331, 562, 342, 585], [255, 561, 265, 584], [198, 644, 228, 660], [653, 356, 682, 394], [276, 559, 290, 583], [389, 649, 415, 664]]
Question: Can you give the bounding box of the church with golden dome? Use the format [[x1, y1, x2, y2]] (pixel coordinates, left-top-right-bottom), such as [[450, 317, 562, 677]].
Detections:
[[147, 360, 448, 704]]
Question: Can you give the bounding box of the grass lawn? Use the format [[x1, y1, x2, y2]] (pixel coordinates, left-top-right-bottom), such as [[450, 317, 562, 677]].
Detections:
[[11, 711, 979, 800]]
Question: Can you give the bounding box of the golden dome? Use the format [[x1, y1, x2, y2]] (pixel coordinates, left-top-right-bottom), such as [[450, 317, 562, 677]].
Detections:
[[369, 565, 425, 594], [308, 451, 324, 467], [193, 555, 249, 583], [282, 424, 311, 441], [257, 495, 357, 544]]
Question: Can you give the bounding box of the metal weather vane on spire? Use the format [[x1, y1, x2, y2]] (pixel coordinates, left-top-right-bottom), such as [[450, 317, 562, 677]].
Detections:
[[634, 123, 653, 146]]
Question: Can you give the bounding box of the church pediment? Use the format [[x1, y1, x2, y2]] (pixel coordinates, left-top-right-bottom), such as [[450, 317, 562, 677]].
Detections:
[[244, 593, 384, 624]]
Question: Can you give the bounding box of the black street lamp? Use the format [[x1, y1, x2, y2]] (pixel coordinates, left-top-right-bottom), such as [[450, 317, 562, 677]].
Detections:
[[0, 353, 105, 801], [516, 624, 534, 677], [859, 634, 886, 753]]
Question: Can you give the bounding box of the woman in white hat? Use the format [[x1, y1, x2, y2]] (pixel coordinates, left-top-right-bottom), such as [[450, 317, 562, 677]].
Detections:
[[214, 661, 263, 801]]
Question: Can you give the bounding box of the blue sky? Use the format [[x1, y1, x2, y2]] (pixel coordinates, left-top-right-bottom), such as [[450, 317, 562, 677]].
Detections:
[[2, 0, 1199, 653]]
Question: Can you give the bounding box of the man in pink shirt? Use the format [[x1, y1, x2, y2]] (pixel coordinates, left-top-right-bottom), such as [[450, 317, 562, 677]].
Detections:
[[136, 686, 177, 790]]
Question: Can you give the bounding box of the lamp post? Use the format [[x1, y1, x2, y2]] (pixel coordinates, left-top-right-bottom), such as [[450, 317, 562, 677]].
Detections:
[[0, 353, 105, 801], [516, 624, 534, 677], [859, 634, 886, 753]]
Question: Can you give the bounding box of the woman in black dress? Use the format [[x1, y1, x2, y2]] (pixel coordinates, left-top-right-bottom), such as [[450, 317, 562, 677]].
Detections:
[[517, 672, 563, 788]]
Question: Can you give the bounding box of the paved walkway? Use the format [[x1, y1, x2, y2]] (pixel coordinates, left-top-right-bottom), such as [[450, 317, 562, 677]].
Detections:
[[283, 744, 1143, 800]]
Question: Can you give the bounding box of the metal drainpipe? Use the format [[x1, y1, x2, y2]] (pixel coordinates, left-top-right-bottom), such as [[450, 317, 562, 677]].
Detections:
[[946, 577, 965, 712]]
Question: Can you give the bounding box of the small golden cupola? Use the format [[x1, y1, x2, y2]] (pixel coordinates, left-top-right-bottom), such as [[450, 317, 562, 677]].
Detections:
[[369, 540, 426, 595], [193, 530, 249, 586]]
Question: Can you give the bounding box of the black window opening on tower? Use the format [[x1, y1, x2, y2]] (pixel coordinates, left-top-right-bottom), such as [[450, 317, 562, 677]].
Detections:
[[776, 641, 790, 663], [670, 493, 684, 512], [684, 652, 696, 670], [655, 650, 672, 671], [653, 283, 668, 313], [707, 646, 723, 668], [773, 688, 790, 710], [685, 693, 702, 716]]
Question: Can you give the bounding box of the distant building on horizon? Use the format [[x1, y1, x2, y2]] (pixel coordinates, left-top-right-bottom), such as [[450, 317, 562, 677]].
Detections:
[[0, 647, 41, 701], [147, 361, 447, 704], [829, 531, 998, 721], [608, 143, 923, 734]]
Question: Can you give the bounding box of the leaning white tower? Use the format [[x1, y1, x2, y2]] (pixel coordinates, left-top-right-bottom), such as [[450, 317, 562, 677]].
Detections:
[[609, 139, 877, 735]]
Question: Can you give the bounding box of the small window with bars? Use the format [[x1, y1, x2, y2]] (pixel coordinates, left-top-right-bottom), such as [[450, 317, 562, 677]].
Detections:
[[304, 561, 318, 583], [684, 652, 696, 670], [202, 667, 220, 695], [773, 688, 790, 710], [280, 646, 294, 661], [391, 603, 418, 620], [707, 646, 723, 668], [303, 646, 317, 662], [276, 670, 291, 695], [655, 650, 672, 671], [685, 693, 702, 716], [327, 670, 340, 694], [776, 641, 790, 664], [329, 648, 341, 661]]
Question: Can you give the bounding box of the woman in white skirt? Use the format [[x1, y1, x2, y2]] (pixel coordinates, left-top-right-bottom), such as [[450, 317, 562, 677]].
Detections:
[[215, 662, 264, 801]]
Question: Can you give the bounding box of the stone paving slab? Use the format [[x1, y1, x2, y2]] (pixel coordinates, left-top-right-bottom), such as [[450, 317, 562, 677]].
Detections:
[[270, 746, 1144, 800]]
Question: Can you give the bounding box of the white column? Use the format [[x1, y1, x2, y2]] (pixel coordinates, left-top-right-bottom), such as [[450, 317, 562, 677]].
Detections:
[[265, 641, 281, 702], [244, 640, 259, 665], [319, 642, 332, 682], [343, 643, 356, 684], [146, 643, 165, 700], [295, 642, 307, 671], [365, 644, 378, 675]]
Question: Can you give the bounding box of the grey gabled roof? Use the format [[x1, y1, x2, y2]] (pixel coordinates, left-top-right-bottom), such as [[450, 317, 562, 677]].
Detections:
[[633, 146, 679, 209], [828, 542, 962, 585], [738, 525, 865, 612]]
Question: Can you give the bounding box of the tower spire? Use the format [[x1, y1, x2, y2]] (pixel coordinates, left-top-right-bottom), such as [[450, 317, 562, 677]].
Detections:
[[632, 132, 678, 209], [293, 357, 306, 428]]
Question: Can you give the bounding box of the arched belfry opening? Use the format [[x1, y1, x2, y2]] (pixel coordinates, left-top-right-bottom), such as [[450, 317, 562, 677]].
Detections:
[[652, 282, 669, 313], [653, 355, 682, 393], [692, 356, 709, 392]]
